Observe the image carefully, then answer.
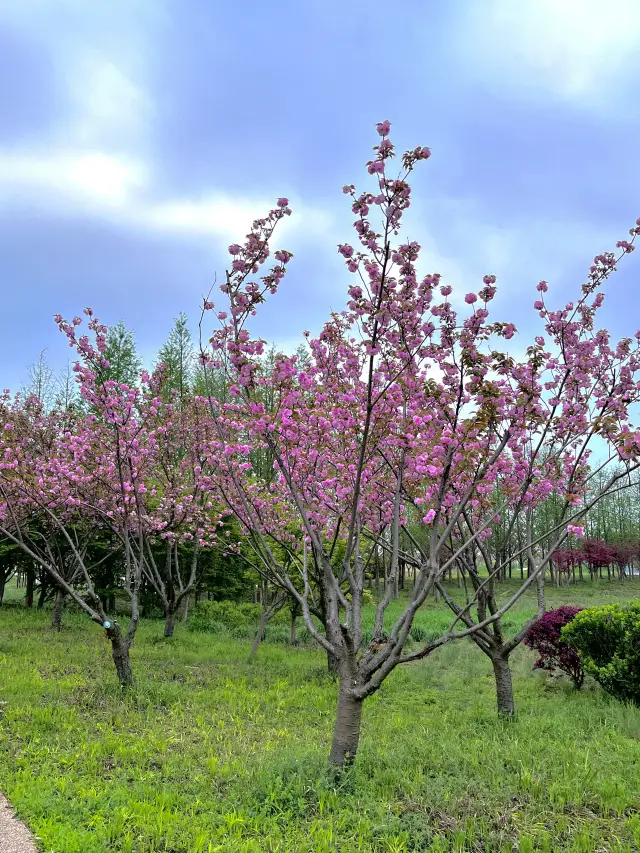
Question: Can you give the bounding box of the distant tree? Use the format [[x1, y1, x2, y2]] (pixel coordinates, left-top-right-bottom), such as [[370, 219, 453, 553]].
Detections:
[[22, 350, 56, 412], [102, 320, 142, 386], [155, 312, 195, 408], [54, 361, 79, 413]]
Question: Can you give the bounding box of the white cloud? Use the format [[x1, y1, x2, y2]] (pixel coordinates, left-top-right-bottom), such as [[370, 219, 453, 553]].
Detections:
[[64, 53, 152, 148], [0, 0, 342, 254], [0, 150, 148, 210], [457, 0, 640, 106], [0, 146, 338, 249], [146, 196, 336, 245], [0, 0, 156, 151]]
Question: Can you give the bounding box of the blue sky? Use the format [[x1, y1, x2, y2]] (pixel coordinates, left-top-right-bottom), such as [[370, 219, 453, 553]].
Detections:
[[1, 0, 640, 392]]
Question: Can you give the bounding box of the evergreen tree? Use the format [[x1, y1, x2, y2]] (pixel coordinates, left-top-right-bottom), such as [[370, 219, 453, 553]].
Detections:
[[102, 320, 142, 386], [155, 313, 195, 406]]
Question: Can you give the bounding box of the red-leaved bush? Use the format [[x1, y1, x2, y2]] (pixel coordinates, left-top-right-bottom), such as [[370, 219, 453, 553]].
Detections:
[[524, 606, 584, 688]]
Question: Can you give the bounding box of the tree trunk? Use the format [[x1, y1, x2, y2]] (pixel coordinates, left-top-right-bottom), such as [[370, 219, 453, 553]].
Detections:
[[106, 622, 133, 687], [37, 578, 49, 609], [180, 594, 190, 623], [51, 589, 65, 631], [491, 655, 515, 718], [164, 609, 176, 638], [535, 566, 545, 617], [25, 567, 35, 607], [329, 678, 364, 768], [327, 648, 340, 677], [248, 609, 269, 660]]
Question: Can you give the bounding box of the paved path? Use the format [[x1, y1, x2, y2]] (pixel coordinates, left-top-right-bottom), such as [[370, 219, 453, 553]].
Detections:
[[0, 794, 38, 853]]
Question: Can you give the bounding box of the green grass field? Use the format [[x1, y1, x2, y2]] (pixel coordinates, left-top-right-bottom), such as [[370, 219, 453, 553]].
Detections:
[[1, 581, 639, 852]]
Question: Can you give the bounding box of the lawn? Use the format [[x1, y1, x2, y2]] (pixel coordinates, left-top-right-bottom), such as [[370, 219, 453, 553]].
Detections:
[[1, 581, 640, 852]]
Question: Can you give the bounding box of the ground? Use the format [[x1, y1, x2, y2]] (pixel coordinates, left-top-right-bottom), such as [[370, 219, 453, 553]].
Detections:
[[0, 580, 639, 852]]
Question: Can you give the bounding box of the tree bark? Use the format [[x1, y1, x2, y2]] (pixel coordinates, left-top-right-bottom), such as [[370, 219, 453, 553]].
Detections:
[[164, 609, 176, 638], [327, 648, 340, 677], [248, 609, 269, 660], [37, 578, 49, 609], [25, 566, 35, 607], [329, 678, 364, 768], [51, 589, 65, 631], [180, 594, 190, 623], [491, 654, 515, 718], [105, 622, 134, 687]]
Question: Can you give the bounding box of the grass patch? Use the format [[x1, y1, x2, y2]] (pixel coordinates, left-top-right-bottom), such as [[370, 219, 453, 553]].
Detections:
[[1, 580, 640, 851]]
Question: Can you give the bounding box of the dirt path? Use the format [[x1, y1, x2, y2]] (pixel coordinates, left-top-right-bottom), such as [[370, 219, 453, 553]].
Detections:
[[0, 794, 38, 853]]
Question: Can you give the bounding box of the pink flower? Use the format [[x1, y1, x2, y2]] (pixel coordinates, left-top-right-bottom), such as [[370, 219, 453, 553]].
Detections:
[[533, 300, 544, 310], [567, 524, 585, 537], [465, 293, 478, 305], [277, 198, 289, 208], [422, 509, 436, 524], [440, 285, 452, 297], [376, 120, 391, 137]]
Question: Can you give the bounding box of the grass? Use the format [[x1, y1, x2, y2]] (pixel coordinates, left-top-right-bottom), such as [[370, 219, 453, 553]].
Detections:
[[1, 581, 640, 852]]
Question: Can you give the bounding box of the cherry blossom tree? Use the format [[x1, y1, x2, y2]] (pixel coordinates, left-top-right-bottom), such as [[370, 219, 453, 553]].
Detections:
[[195, 121, 640, 767], [0, 314, 159, 685], [140, 368, 227, 637]]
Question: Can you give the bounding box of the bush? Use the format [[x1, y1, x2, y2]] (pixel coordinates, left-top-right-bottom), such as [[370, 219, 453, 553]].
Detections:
[[524, 606, 584, 688], [562, 601, 640, 705], [187, 600, 262, 634]]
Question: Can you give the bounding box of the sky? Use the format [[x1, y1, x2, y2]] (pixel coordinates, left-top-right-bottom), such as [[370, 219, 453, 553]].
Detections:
[[1, 0, 640, 392]]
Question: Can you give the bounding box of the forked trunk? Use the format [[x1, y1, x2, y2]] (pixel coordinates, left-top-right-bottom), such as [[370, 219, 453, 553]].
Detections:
[[51, 589, 65, 631], [491, 654, 515, 718], [329, 678, 364, 768]]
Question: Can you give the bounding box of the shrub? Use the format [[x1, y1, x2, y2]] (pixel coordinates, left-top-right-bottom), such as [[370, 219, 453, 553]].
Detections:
[[524, 606, 584, 688], [187, 600, 262, 634], [562, 601, 640, 705]]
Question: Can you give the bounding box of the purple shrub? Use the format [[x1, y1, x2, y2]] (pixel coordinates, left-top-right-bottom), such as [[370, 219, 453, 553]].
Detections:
[[524, 606, 584, 689]]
